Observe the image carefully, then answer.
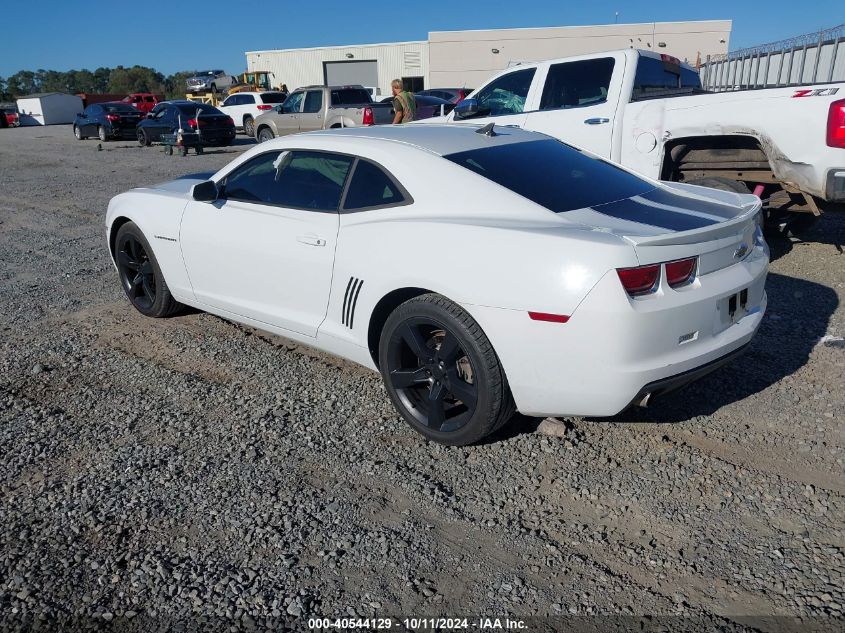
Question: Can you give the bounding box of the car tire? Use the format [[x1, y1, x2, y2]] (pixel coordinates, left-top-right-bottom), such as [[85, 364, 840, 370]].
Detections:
[[379, 293, 515, 446], [114, 222, 181, 318], [98, 126, 108, 142], [137, 128, 150, 146], [243, 116, 255, 137], [73, 125, 84, 140], [686, 177, 750, 195], [257, 127, 274, 143]]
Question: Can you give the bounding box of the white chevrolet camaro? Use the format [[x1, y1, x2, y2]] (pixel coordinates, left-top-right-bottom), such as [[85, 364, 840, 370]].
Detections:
[[105, 125, 769, 445]]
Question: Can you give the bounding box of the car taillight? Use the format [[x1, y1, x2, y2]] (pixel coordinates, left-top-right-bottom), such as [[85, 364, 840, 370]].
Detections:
[[187, 118, 197, 128], [362, 106, 374, 126], [827, 98, 845, 148], [105, 114, 120, 122], [617, 264, 660, 296], [226, 116, 235, 126], [257, 104, 272, 110], [665, 257, 697, 288]]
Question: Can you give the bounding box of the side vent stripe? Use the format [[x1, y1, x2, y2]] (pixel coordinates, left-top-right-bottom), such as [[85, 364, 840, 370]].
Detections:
[[341, 277, 364, 329], [349, 280, 364, 329], [341, 277, 355, 326]]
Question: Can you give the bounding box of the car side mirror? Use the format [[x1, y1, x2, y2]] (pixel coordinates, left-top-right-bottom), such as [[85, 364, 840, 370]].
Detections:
[[453, 98, 481, 120], [192, 180, 219, 202]]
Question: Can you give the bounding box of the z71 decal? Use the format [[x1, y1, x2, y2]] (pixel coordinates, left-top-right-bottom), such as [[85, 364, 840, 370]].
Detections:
[[792, 88, 840, 98]]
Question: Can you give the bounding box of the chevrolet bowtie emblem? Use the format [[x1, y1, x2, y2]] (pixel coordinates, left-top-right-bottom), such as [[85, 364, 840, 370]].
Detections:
[[734, 243, 749, 259]]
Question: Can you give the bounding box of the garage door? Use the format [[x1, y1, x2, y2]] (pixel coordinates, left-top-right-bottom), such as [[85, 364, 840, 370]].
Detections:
[[324, 61, 378, 88]]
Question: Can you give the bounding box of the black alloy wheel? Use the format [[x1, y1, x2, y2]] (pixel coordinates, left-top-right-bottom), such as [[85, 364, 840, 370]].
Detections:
[[114, 222, 180, 318], [379, 294, 515, 445], [386, 318, 478, 433]]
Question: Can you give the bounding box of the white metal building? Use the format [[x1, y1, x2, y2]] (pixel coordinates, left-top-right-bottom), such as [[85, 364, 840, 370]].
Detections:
[[16, 92, 83, 126], [246, 20, 731, 95]]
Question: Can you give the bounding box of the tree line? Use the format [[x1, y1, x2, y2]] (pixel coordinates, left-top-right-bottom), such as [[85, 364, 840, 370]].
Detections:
[[0, 66, 203, 101]]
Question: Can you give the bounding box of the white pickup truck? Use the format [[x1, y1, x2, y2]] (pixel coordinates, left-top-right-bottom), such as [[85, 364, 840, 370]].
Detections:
[[433, 49, 845, 233]]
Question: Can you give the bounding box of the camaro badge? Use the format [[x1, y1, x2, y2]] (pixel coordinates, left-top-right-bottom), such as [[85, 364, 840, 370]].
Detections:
[[734, 242, 749, 259]]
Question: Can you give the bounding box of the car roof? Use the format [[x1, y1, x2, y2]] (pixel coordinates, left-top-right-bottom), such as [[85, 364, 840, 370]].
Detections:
[[313, 124, 553, 156]]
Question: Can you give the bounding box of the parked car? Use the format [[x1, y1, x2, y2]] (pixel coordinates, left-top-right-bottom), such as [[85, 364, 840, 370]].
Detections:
[[105, 124, 768, 446], [253, 85, 393, 142], [218, 91, 287, 137], [1, 107, 18, 127], [136, 101, 235, 147], [73, 102, 144, 141], [122, 93, 160, 114], [380, 94, 455, 120], [186, 70, 237, 95], [434, 48, 845, 234], [416, 88, 474, 104]]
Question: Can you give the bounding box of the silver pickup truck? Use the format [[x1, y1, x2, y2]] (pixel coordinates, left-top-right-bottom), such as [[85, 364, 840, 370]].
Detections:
[[253, 85, 393, 141]]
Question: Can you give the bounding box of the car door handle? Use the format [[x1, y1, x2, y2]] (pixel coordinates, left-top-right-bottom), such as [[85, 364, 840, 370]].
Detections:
[[584, 117, 610, 125], [297, 234, 326, 246]]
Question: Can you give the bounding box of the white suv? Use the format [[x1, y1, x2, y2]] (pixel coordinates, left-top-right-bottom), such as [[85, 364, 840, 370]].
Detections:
[[219, 91, 288, 137]]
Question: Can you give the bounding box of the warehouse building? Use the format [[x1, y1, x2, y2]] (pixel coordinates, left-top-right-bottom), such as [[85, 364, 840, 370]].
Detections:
[[246, 20, 731, 97]]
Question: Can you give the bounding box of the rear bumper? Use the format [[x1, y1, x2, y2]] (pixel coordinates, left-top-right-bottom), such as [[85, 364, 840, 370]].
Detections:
[[626, 342, 749, 408], [464, 241, 768, 418]]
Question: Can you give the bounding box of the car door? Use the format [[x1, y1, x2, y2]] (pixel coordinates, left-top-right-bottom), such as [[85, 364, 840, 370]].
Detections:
[[149, 105, 176, 139], [449, 67, 538, 128], [298, 90, 324, 131], [273, 91, 304, 135], [523, 55, 623, 159], [179, 149, 355, 336], [220, 94, 243, 127], [81, 105, 99, 135]]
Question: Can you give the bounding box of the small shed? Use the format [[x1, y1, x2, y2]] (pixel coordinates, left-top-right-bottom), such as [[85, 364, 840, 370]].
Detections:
[[16, 92, 84, 126]]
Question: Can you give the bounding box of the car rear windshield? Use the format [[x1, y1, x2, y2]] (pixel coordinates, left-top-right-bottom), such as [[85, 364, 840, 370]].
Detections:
[[330, 89, 372, 105], [443, 139, 654, 213], [103, 104, 139, 113], [260, 93, 287, 103], [632, 57, 702, 100], [176, 103, 221, 116]]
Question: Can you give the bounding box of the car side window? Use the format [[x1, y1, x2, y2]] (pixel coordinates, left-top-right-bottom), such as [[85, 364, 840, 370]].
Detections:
[[222, 150, 354, 212], [303, 90, 323, 113], [473, 68, 536, 117], [282, 92, 304, 113], [540, 58, 615, 110], [145, 96, 155, 102], [342, 160, 407, 211], [222, 96, 236, 107], [244, 94, 256, 104], [84, 105, 96, 115]]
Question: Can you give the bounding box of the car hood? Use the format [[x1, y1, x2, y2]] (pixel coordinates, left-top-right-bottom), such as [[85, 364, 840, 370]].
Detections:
[[145, 172, 215, 195]]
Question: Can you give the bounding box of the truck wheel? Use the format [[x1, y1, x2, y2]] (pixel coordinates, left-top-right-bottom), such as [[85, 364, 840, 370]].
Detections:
[[686, 177, 750, 194], [243, 116, 255, 137]]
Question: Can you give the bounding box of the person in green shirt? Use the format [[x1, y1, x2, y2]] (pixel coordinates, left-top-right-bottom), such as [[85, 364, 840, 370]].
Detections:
[[391, 79, 416, 124]]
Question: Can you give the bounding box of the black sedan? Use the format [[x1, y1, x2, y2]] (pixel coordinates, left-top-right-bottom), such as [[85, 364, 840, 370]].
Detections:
[[74, 103, 144, 141], [136, 101, 236, 147]]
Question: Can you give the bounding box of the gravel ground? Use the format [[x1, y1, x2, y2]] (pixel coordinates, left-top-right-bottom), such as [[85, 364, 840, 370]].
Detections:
[[0, 125, 843, 632]]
